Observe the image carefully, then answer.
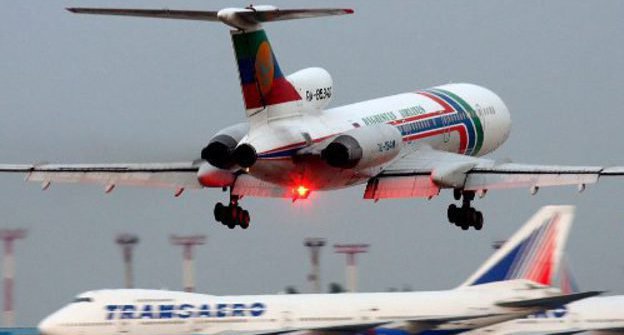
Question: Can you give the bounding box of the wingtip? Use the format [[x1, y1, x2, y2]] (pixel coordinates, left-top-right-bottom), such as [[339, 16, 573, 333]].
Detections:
[[344, 9, 355, 14], [66, 7, 79, 13]]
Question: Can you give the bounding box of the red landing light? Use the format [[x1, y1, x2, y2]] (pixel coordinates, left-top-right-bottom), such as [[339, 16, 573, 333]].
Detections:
[[293, 185, 311, 199]]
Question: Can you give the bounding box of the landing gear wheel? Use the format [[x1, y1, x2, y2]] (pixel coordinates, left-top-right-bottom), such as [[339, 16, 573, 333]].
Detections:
[[240, 210, 250, 229], [214, 202, 226, 223], [447, 190, 484, 231], [467, 208, 477, 224], [213, 195, 252, 230], [447, 204, 458, 224], [474, 211, 484, 230]]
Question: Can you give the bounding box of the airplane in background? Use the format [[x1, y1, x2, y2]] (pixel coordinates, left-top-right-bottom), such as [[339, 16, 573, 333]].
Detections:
[[38, 206, 600, 335], [464, 296, 624, 335], [459, 258, 624, 335], [3, 6, 624, 230]]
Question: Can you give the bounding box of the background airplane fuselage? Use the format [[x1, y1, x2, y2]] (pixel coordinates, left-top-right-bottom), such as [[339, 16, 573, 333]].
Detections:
[[39, 282, 547, 335], [240, 83, 511, 191]]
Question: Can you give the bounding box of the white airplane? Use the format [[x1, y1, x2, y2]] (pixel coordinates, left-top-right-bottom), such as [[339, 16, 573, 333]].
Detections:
[[3, 6, 624, 230], [461, 263, 624, 335], [37, 206, 600, 335], [462, 296, 624, 335]]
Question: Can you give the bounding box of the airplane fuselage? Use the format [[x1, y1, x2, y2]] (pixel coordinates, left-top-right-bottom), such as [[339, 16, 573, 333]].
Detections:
[[235, 83, 511, 192], [38, 281, 553, 335]]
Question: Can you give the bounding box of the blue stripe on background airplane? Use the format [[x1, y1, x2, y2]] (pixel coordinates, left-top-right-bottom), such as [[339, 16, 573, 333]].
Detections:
[[2, 5, 624, 230], [37, 206, 601, 335]]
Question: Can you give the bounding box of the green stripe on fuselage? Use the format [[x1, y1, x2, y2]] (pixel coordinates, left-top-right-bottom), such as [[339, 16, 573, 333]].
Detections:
[[435, 88, 484, 156]]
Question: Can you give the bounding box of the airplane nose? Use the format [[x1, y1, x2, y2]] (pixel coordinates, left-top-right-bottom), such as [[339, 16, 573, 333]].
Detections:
[[38, 315, 60, 335]]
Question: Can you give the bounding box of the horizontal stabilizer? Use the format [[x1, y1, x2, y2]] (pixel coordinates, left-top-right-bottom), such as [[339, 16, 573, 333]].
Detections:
[[497, 290, 602, 309], [66, 6, 353, 29], [67, 8, 220, 21]]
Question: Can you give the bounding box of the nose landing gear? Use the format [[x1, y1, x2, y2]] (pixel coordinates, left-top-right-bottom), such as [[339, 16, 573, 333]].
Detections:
[[214, 195, 250, 229], [447, 190, 483, 230]]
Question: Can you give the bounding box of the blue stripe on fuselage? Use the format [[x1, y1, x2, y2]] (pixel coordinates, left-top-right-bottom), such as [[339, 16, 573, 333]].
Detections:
[[426, 89, 477, 155], [257, 147, 304, 159], [257, 89, 480, 159]]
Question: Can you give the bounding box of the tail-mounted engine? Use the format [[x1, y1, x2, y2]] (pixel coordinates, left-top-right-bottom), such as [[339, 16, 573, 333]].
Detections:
[[201, 123, 249, 169], [321, 124, 402, 170]]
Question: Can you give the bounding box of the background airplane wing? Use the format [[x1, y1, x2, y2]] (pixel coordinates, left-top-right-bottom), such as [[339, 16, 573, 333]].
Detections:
[[218, 313, 504, 335], [366, 148, 624, 200], [496, 291, 602, 309], [0, 162, 202, 190]]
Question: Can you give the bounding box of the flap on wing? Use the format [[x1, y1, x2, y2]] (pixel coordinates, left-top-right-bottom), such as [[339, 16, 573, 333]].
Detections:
[[600, 167, 624, 176], [232, 322, 387, 335], [231, 174, 291, 198], [408, 312, 504, 325], [379, 312, 505, 335], [364, 175, 440, 200], [9, 163, 203, 189], [496, 291, 602, 309], [378, 147, 617, 192], [590, 330, 624, 335], [465, 164, 602, 190]]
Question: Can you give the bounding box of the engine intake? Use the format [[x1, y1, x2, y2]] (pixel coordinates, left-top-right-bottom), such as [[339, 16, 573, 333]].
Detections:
[[321, 124, 402, 170], [201, 134, 238, 169], [232, 143, 257, 168], [321, 135, 362, 169], [201, 123, 249, 169]]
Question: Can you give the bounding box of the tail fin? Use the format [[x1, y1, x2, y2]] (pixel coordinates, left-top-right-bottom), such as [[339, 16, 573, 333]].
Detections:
[[66, 6, 353, 116], [460, 206, 574, 287], [231, 29, 302, 115]]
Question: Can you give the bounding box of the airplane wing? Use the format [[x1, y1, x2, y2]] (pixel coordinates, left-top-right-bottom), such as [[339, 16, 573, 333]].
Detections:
[[0, 162, 203, 191], [366, 147, 624, 200], [496, 291, 603, 309], [221, 313, 504, 335], [0, 163, 300, 198]]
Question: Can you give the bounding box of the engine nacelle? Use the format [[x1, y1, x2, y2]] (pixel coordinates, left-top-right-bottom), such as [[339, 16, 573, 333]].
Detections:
[[201, 123, 249, 169], [321, 124, 402, 170], [197, 162, 236, 188], [287, 67, 333, 111]]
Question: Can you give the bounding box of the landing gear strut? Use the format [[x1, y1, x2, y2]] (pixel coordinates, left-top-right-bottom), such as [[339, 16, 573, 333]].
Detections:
[[447, 190, 483, 230], [213, 195, 251, 229]]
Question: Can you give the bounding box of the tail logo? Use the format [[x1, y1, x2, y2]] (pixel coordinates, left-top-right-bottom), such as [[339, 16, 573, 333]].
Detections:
[[255, 41, 275, 96], [469, 213, 562, 286]]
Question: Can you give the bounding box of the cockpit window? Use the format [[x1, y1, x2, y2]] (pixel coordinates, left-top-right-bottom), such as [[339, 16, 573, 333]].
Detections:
[[73, 297, 94, 303]]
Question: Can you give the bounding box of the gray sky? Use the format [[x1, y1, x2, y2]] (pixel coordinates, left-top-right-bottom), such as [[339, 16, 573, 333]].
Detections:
[[1, 0, 624, 326]]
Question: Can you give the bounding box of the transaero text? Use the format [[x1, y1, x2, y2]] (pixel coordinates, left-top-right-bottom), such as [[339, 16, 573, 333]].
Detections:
[[105, 303, 267, 320]]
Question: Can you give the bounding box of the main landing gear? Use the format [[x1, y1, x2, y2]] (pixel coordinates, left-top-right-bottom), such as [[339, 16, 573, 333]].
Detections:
[[213, 195, 251, 230], [447, 189, 484, 231]]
